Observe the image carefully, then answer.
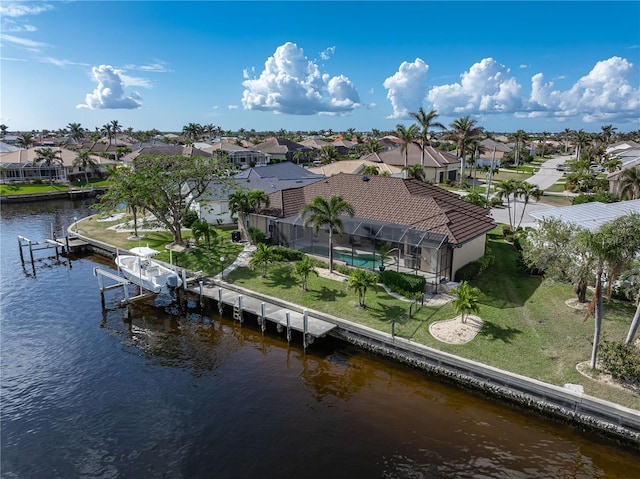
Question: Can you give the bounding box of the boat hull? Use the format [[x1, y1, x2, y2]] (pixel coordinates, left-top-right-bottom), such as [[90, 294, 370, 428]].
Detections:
[[115, 255, 182, 293]]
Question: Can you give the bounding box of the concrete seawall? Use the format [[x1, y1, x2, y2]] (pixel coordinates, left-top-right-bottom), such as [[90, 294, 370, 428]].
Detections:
[[72, 229, 640, 448]]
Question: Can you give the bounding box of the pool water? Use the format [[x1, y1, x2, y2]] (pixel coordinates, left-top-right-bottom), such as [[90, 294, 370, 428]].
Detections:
[[302, 246, 380, 269]]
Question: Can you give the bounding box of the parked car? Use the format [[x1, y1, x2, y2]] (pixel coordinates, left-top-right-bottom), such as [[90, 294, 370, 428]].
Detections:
[[556, 163, 566, 171], [590, 164, 605, 173]]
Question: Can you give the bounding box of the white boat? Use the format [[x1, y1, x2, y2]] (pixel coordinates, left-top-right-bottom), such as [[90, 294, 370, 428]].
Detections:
[[115, 248, 182, 293]]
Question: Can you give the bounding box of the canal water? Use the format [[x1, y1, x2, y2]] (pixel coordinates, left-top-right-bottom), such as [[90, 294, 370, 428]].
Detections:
[[1, 199, 639, 478]]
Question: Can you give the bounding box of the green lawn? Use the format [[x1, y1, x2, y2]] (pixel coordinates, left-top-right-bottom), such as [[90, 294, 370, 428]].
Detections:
[[76, 214, 639, 410], [226, 230, 639, 410], [0, 179, 110, 195]]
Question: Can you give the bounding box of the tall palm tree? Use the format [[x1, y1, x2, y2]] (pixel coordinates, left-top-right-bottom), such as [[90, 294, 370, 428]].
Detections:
[[451, 281, 481, 324], [515, 182, 543, 230], [395, 123, 420, 168], [299, 195, 355, 274], [16, 132, 35, 149], [494, 179, 518, 230], [182, 122, 203, 142], [362, 139, 382, 155], [562, 128, 574, 154], [618, 167, 640, 200], [510, 129, 528, 166], [101, 123, 114, 146], [110, 120, 122, 144], [448, 116, 484, 180], [540, 131, 550, 158], [228, 189, 252, 242], [317, 145, 339, 163], [67, 122, 85, 146], [572, 129, 591, 161], [600, 124, 617, 146], [73, 150, 98, 184], [362, 165, 379, 176], [409, 108, 445, 167], [248, 189, 270, 213], [35, 147, 63, 183], [346, 269, 378, 308]]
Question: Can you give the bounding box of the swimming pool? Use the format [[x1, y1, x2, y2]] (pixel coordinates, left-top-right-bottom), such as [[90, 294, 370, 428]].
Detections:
[[302, 246, 380, 269]]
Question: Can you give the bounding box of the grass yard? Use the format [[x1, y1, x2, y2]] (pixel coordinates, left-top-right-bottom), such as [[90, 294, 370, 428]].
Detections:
[[0, 179, 110, 195]]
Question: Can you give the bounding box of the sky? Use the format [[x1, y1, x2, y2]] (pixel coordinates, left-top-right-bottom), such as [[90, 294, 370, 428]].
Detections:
[[1, 1, 639, 135]]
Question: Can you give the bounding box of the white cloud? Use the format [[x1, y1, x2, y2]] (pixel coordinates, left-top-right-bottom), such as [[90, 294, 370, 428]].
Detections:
[[0, 33, 48, 51], [242, 42, 362, 115], [228, 105, 239, 110], [526, 56, 640, 123], [77, 65, 143, 110], [320, 46, 335, 61], [427, 58, 522, 115], [382, 58, 429, 119], [0, 3, 53, 17]]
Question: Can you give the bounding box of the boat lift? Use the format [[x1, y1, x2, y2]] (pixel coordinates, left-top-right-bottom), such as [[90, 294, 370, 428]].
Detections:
[[93, 267, 156, 307]]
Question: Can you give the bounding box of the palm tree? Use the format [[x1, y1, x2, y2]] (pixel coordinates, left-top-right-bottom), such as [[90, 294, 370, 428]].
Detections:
[[362, 165, 379, 176], [572, 129, 591, 161], [540, 131, 550, 158], [248, 189, 270, 213], [600, 124, 617, 145], [450, 281, 481, 324], [362, 139, 382, 155], [562, 128, 574, 154], [249, 243, 274, 278], [618, 167, 640, 200], [16, 132, 35, 149], [228, 189, 252, 242], [191, 220, 217, 263], [67, 122, 85, 146], [515, 182, 543, 230], [395, 123, 420, 168], [295, 256, 318, 292], [346, 268, 378, 308], [402, 163, 424, 180], [299, 195, 355, 274], [182, 122, 203, 142], [448, 116, 484, 180], [317, 145, 339, 163], [510, 129, 528, 167], [101, 123, 114, 146], [409, 108, 445, 167], [494, 179, 518, 230], [110, 120, 122, 145], [34, 147, 63, 184], [0, 124, 7, 138], [73, 150, 98, 184]]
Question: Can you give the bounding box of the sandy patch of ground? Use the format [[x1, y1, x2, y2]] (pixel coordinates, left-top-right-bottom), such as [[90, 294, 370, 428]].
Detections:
[[429, 315, 484, 344], [566, 298, 589, 310], [576, 361, 640, 394], [97, 213, 126, 222]]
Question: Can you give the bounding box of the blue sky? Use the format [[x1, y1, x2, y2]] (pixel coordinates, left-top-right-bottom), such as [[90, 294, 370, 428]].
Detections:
[[2, 1, 639, 135]]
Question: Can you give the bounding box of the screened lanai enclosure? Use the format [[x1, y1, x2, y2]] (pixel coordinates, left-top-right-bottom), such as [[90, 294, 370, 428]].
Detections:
[[271, 215, 451, 291]]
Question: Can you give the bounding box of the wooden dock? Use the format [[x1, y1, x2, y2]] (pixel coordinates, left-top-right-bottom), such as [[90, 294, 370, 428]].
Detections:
[[192, 282, 336, 344]]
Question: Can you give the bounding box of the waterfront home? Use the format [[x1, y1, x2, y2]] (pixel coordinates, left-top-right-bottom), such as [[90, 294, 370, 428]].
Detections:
[[252, 137, 312, 163], [249, 173, 495, 291], [0, 147, 115, 183], [121, 144, 212, 164], [202, 141, 269, 168], [195, 161, 325, 226], [359, 143, 460, 184], [308, 159, 402, 177]]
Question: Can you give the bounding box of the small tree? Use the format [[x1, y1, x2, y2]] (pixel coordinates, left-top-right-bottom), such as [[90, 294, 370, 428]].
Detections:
[[346, 269, 378, 308], [191, 220, 217, 264], [451, 281, 481, 323], [295, 256, 318, 292], [249, 243, 274, 278]]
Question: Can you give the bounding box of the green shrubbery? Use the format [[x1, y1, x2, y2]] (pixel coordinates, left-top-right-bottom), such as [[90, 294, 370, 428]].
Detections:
[[599, 340, 640, 385], [454, 246, 496, 282], [379, 269, 426, 297], [247, 226, 267, 245], [270, 246, 305, 262]]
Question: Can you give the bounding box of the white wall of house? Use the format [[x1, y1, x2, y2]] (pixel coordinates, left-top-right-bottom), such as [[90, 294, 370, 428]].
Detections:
[[197, 199, 235, 226], [451, 234, 487, 279]]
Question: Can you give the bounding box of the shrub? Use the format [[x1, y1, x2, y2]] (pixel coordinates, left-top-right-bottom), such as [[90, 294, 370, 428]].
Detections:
[[247, 226, 267, 245], [380, 270, 426, 297], [454, 246, 495, 282], [270, 246, 304, 262], [599, 340, 640, 385]]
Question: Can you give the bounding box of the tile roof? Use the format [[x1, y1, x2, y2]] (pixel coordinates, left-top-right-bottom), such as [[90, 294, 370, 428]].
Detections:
[[360, 143, 460, 168], [270, 173, 494, 245]]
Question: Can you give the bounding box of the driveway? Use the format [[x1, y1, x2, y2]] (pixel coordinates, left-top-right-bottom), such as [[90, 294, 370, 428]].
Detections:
[[525, 155, 573, 190]]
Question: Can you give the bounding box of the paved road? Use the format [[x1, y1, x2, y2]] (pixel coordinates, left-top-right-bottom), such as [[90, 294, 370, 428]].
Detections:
[[525, 154, 573, 189]]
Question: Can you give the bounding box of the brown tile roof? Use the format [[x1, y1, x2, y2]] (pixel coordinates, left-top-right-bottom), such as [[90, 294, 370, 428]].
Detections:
[[360, 143, 460, 168], [271, 173, 494, 245]]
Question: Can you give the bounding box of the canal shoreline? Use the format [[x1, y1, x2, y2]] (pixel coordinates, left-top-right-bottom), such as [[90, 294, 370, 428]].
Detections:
[[69, 225, 640, 449]]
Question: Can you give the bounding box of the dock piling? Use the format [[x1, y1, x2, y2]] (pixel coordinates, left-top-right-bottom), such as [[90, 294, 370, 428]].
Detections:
[[260, 302, 266, 333], [286, 312, 291, 343], [303, 309, 308, 350], [217, 287, 224, 315]]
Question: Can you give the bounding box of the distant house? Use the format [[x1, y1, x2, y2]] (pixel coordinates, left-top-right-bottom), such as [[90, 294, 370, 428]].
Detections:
[[0, 147, 115, 183], [249, 173, 495, 290], [202, 141, 268, 168], [330, 139, 358, 156], [195, 162, 325, 225], [252, 138, 312, 162], [360, 143, 460, 184], [121, 144, 212, 164], [476, 138, 512, 167], [308, 159, 402, 177]]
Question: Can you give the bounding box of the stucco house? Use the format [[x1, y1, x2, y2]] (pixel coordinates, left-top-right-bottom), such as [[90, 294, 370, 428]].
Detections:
[[195, 162, 325, 225], [0, 147, 115, 183], [359, 143, 460, 184], [202, 141, 269, 168], [252, 138, 311, 163], [249, 173, 495, 291]]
